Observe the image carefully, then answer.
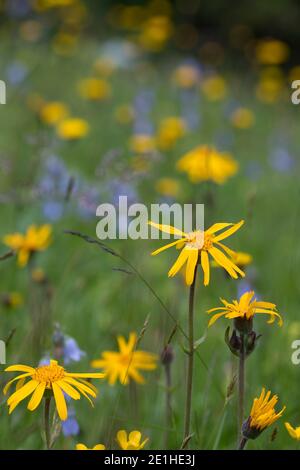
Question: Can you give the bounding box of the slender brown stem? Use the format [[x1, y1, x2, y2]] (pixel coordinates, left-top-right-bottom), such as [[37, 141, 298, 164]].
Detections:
[[164, 362, 172, 447], [238, 436, 248, 450], [44, 397, 51, 450], [183, 265, 198, 446], [238, 333, 245, 443]]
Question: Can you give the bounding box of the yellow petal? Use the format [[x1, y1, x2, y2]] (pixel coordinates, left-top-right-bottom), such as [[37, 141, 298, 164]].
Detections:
[[52, 382, 68, 421], [213, 220, 244, 242], [148, 221, 187, 237]]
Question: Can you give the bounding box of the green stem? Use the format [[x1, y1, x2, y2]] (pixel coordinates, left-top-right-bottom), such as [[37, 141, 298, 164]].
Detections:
[[164, 362, 172, 448], [183, 265, 198, 447], [44, 397, 51, 450], [238, 333, 245, 442], [238, 436, 248, 450]]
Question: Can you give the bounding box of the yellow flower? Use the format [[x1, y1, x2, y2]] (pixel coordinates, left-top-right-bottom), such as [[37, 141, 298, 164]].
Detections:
[[149, 220, 245, 286], [176, 145, 238, 184], [212, 251, 253, 269], [255, 39, 289, 65], [173, 64, 200, 88], [243, 388, 285, 439], [114, 105, 134, 125], [256, 77, 284, 103], [56, 118, 89, 140], [207, 291, 282, 327], [78, 78, 111, 101], [201, 75, 227, 101], [1, 292, 23, 309], [289, 65, 300, 82], [230, 108, 255, 129], [3, 360, 105, 421], [76, 443, 106, 450], [3, 224, 52, 268], [93, 58, 116, 77], [285, 422, 300, 440], [156, 117, 186, 150], [116, 430, 148, 450], [52, 32, 78, 56], [139, 16, 173, 52], [130, 134, 156, 154], [155, 178, 180, 197], [39, 102, 69, 125], [91, 332, 158, 386]]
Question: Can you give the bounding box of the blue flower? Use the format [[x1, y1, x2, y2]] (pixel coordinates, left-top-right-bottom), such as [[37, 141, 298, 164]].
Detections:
[[63, 337, 86, 365]]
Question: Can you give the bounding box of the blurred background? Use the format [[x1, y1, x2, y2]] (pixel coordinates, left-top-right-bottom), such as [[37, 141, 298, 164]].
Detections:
[[0, 0, 299, 451]]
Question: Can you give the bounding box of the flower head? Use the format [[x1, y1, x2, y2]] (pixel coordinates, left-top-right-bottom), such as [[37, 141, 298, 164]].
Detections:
[[149, 220, 245, 286], [285, 422, 300, 441], [4, 359, 105, 420], [56, 118, 89, 140], [3, 224, 52, 267], [207, 291, 282, 327], [156, 117, 186, 150], [91, 332, 158, 386], [78, 78, 111, 101], [76, 443, 106, 450], [116, 430, 148, 450], [39, 101, 69, 125], [242, 388, 285, 439], [176, 145, 238, 184]]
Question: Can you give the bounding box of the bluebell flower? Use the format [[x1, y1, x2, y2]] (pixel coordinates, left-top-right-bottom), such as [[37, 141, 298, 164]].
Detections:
[[63, 337, 86, 365], [269, 147, 295, 173], [5, 61, 28, 86], [62, 407, 80, 437]]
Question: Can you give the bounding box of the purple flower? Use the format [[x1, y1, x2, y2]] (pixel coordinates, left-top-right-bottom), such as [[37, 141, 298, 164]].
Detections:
[[62, 407, 80, 437], [63, 338, 86, 365], [269, 148, 295, 173]]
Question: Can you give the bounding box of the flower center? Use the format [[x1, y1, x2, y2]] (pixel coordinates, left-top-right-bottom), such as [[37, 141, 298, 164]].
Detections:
[[119, 354, 131, 366], [33, 363, 65, 384], [186, 230, 205, 249]]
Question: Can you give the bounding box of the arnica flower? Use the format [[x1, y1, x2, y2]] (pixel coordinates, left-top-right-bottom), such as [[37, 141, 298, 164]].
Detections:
[[155, 178, 180, 198], [285, 422, 300, 440], [230, 108, 255, 129], [176, 145, 238, 184], [3, 224, 52, 267], [156, 117, 186, 150], [207, 291, 282, 327], [91, 332, 158, 385], [4, 359, 105, 421], [201, 75, 227, 101], [39, 101, 69, 126], [76, 443, 106, 450], [242, 388, 285, 440], [255, 39, 289, 65], [149, 220, 245, 286], [56, 118, 89, 140], [116, 430, 148, 450], [78, 78, 112, 101], [130, 134, 156, 154], [139, 16, 173, 52]]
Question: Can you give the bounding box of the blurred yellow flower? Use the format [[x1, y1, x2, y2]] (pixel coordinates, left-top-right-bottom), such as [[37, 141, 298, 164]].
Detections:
[[289, 65, 300, 82], [78, 78, 112, 101], [76, 443, 106, 450], [39, 102, 69, 126], [149, 220, 245, 286], [285, 422, 300, 440], [230, 108, 255, 129], [155, 178, 180, 197], [156, 117, 186, 150], [244, 388, 285, 437], [201, 75, 227, 101], [208, 291, 282, 327], [31, 267, 47, 283], [34, 0, 75, 10], [116, 430, 148, 450], [4, 359, 104, 421], [139, 15, 173, 52], [114, 105, 135, 125], [130, 134, 156, 154], [255, 39, 289, 65], [52, 32, 78, 56], [177, 145, 238, 184], [173, 64, 200, 88], [57, 118, 89, 140], [1, 292, 23, 309], [3, 224, 52, 268], [91, 332, 158, 385], [93, 58, 116, 77], [256, 76, 284, 103]]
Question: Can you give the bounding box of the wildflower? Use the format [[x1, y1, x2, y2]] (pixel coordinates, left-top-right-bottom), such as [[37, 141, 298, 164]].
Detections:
[[155, 178, 180, 198], [130, 134, 156, 154], [139, 16, 173, 52], [149, 220, 245, 286], [255, 39, 289, 65], [156, 117, 186, 150], [230, 108, 255, 129], [1, 292, 23, 309], [242, 388, 285, 440], [39, 102, 69, 125], [3, 224, 52, 267], [212, 251, 253, 269], [201, 75, 227, 101], [256, 68, 284, 103], [208, 291, 282, 327], [63, 337, 86, 365], [3, 359, 105, 420], [78, 78, 111, 101], [62, 407, 80, 437], [76, 443, 106, 450], [285, 422, 300, 440], [176, 145, 238, 184], [116, 430, 148, 450], [114, 105, 134, 125], [173, 64, 200, 88], [91, 332, 158, 385], [56, 118, 89, 140]]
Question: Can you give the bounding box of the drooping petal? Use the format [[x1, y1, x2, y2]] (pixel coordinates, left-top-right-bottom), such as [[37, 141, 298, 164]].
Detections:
[[3, 373, 31, 395], [168, 248, 190, 277], [52, 382, 68, 421], [27, 382, 46, 411], [213, 220, 244, 242], [5, 365, 35, 374], [56, 380, 81, 400], [201, 250, 210, 286], [185, 249, 199, 285], [7, 379, 39, 407], [151, 238, 187, 256], [206, 223, 233, 235], [148, 221, 187, 237], [208, 311, 228, 327]]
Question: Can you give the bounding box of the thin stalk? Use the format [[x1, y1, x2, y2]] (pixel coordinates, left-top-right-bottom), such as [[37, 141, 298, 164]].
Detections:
[[238, 333, 245, 442], [238, 436, 248, 450], [183, 265, 198, 446], [44, 397, 51, 450], [164, 362, 172, 448]]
